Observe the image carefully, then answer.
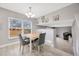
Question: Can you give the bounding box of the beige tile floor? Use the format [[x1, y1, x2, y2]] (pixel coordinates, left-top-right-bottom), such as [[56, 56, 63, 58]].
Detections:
[[0, 43, 72, 56]]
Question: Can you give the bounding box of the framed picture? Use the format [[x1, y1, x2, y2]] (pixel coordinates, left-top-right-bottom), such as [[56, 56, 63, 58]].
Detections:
[[41, 16, 49, 23], [53, 15, 60, 21]]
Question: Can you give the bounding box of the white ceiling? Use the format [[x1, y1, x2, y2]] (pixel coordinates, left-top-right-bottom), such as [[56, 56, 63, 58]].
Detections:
[[0, 3, 72, 18]]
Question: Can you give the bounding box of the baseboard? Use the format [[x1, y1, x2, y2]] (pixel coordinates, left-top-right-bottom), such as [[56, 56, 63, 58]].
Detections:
[[0, 41, 19, 48]]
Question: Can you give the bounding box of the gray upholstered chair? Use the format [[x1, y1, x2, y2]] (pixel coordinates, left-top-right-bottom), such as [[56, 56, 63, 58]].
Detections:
[[19, 34, 30, 54], [35, 33, 46, 53]]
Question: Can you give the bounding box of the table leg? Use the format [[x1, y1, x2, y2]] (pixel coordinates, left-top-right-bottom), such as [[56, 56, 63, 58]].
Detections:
[[30, 38, 32, 54]]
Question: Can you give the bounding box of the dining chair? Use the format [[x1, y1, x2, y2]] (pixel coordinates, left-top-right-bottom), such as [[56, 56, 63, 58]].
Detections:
[[35, 33, 46, 53], [19, 34, 30, 55]]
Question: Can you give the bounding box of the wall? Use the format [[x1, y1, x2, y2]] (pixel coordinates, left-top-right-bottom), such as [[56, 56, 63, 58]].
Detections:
[[72, 14, 79, 56], [45, 3, 79, 38], [37, 3, 79, 38], [31, 19, 38, 32], [45, 3, 79, 21], [0, 7, 27, 45], [56, 27, 71, 38]]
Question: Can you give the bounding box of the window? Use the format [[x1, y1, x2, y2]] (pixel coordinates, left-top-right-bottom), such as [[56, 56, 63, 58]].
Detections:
[[8, 17, 32, 39], [23, 20, 31, 34]]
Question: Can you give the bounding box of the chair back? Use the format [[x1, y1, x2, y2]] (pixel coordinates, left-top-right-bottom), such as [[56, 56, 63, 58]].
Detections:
[[38, 33, 46, 45], [19, 34, 24, 45]]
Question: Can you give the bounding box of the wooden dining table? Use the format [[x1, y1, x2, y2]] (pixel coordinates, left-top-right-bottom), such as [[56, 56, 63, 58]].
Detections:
[[23, 32, 40, 53]]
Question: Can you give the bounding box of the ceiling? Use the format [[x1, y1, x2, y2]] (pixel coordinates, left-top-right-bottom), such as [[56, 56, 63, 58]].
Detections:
[[0, 3, 72, 18]]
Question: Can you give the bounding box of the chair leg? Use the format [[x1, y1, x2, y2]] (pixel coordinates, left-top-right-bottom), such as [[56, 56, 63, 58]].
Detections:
[[19, 43, 21, 51], [22, 45, 24, 55], [38, 45, 43, 53], [38, 46, 40, 53], [19, 43, 22, 55], [40, 45, 44, 52], [32, 43, 35, 50]]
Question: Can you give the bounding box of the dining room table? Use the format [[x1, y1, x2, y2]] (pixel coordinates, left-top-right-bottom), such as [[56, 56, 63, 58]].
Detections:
[[23, 32, 40, 53]]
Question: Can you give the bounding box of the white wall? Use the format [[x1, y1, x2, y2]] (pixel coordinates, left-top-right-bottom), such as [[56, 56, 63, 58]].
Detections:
[[0, 7, 27, 45], [72, 15, 79, 56], [45, 4, 79, 39], [45, 3, 79, 20], [31, 19, 38, 32], [37, 3, 79, 39]]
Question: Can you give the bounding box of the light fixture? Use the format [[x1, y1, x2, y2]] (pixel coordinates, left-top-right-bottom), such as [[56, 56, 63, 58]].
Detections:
[[25, 7, 35, 18]]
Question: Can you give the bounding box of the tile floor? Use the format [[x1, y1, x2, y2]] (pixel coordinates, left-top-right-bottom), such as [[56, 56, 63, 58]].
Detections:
[[0, 43, 72, 56]]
